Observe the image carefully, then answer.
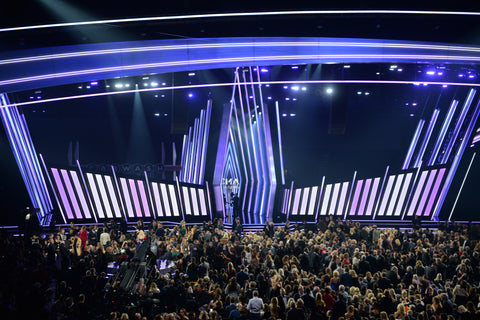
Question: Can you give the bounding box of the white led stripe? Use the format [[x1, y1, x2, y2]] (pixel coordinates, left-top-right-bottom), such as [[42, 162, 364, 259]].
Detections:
[[190, 188, 200, 216], [137, 180, 151, 217], [70, 171, 92, 219], [120, 178, 135, 218], [320, 184, 332, 216], [377, 175, 396, 216], [291, 189, 302, 215], [2, 10, 480, 33], [60, 169, 82, 219], [96, 174, 113, 218], [105, 176, 122, 218], [168, 185, 180, 216], [182, 187, 191, 215], [300, 187, 310, 215], [160, 184, 171, 216], [308, 186, 318, 215], [199, 189, 208, 216], [407, 171, 429, 216], [386, 174, 404, 216], [329, 183, 341, 215], [336, 182, 349, 216], [415, 170, 438, 216], [394, 173, 413, 216], [87, 173, 105, 219], [152, 183, 164, 217], [365, 178, 380, 216]]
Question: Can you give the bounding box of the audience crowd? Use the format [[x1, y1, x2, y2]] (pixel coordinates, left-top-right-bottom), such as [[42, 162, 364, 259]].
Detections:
[[0, 217, 479, 320]]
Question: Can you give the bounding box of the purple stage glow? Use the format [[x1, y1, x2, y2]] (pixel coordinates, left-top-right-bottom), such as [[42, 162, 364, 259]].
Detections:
[[365, 178, 380, 216], [407, 171, 429, 216], [137, 180, 151, 217], [424, 169, 445, 216], [358, 179, 372, 216], [415, 170, 438, 216], [52, 168, 74, 220], [120, 178, 135, 218], [61, 169, 83, 219], [70, 171, 92, 219], [349, 180, 363, 216]]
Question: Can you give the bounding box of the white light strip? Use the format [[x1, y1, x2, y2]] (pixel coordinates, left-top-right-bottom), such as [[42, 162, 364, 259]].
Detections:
[[2, 10, 480, 33], [105, 176, 122, 218], [60, 170, 82, 219], [70, 171, 92, 219], [4, 41, 480, 66], [120, 178, 135, 218], [407, 171, 429, 216], [190, 188, 200, 216], [168, 184, 180, 216], [291, 189, 302, 215], [349, 180, 363, 215], [448, 157, 472, 220], [137, 180, 151, 217], [357, 179, 372, 216], [308, 186, 318, 215], [3, 80, 480, 109], [415, 170, 437, 216], [160, 183, 171, 216], [199, 189, 208, 216], [152, 183, 164, 217], [320, 184, 332, 216], [96, 174, 113, 218], [394, 173, 412, 216], [386, 174, 404, 216], [87, 173, 105, 219], [182, 187, 191, 215], [337, 182, 349, 216], [300, 187, 310, 215], [377, 175, 396, 216], [365, 178, 380, 216], [329, 183, 341, 215]]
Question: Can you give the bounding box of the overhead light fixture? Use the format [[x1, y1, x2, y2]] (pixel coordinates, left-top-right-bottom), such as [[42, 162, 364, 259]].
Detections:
[[326, 88, 333, 94]]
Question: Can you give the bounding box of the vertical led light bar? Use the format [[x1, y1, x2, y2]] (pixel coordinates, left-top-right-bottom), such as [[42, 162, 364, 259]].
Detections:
[[205, 181, 213, 221], [182, 187, 191, 215], [308, 186, 318, 215], [349, 180, 363, 216], [328, 183, 341, 215], [0, 94, 53, 223], [120, 178, 135, 218], [373, 166, 389, 220], [315, 177, 325, 222], [377, 175, 396, 217], [51, 168, 74, 220], [87, 173, 105, 219], [199, 101, 212, 184], [365, 178, 380, 216], [60, 169, 83, 219], [96, 174, 113, 218], [194, 112, 205, 184], [70, 171, 92, 219], [144, 171, 156, 218], [402, 120, 425, 170], [429, 100, 459, 166], [291, 189, 301, 215], [198, 189, 208, 216], [415, 170, 437, 216], [437, 96, 480, 221], [357, 179, 372, 216], [406, 170, 429, 216], [275, 101, 285, 185], [424, 168, 445, 217], [442, 89, 475, 164], [41, 156, 66, 223], [320, 184, 332, 216], [449, 155, 475, 219], [137, 180, 151, 217], [78, 160, 97, 222], [299, 187, 310, 215], [105, 176, 122, 218], [190, 188, 200, 216], [413, 109, 439, 168], [394, 173, 412, 216], [128, 179, 142, 218], [337, 182, 349, 218], [152, 182, 164, 217], [344, 171, 357, 219], [160, 184, 171, 216], [386, 174, 404, 216], [168, 184, 180, 216]]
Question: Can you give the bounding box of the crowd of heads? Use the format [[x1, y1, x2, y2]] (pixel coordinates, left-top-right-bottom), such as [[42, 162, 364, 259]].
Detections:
[[0, 217, 479, 320]]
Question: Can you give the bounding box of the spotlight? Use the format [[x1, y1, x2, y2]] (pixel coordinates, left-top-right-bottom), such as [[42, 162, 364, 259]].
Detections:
[[78, 86, 83, 89], [188, 93, 194, 98], [143, 83, 149, 86], [291, 66, 299, 69], [410, 114, 415, 117], [285, 97, 290, 101], [162, 82, 167, 85], [364, 92, 370, 95], [164, 113, 168, 116], [90, 81, 98, 86], [426, 71, 436, 75], [343, 65, 350, 68], [282, 113, 287, 117], [291, 86, 299, 91], [397, 68, 403, 72], [442, 84, 448, 88], [290, 113, 296, 117], [154, 113, 160, 117], [326, 88, 333, 94], [267, 96, 272, 100], [188, 72, 196, 76], [260, 68, 268, 73], [283, 86, 288, 89], [114, 83, 123, 88], [412, 102, 418, 106], [357, 91, 362, 95], [86, 85, 91, 89], [301, 87, 307, 91], [265, 84, 270, 87], [151, 82, 158, 86], [124, 84, 130, 88]]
